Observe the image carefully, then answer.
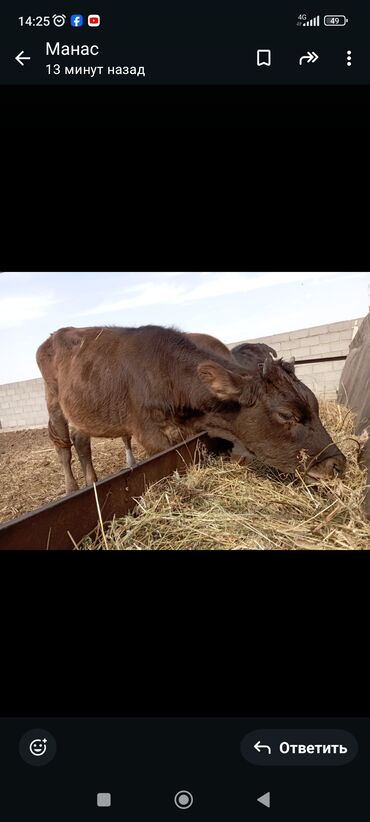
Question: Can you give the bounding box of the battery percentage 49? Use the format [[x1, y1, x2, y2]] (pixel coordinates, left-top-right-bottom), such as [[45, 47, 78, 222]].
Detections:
[[324, 15, 349, 26]]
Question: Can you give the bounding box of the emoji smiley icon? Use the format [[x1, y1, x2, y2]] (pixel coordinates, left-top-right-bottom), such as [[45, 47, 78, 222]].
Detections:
[[29, 738, 48, 757]]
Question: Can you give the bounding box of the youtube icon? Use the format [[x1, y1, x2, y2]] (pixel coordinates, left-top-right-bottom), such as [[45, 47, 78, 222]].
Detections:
[[88, 14, 100, 26]]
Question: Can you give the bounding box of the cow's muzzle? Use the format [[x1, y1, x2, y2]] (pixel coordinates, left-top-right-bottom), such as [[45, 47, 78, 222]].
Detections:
[[306, 450, 346, 480]]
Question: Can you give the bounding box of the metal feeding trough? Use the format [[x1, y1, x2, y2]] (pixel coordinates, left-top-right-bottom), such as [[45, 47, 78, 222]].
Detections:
[[0, 434, 230, 550]]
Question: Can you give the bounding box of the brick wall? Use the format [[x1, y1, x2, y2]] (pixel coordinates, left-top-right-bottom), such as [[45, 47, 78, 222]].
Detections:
[[0, 317, 366, 431], [230, 317, 365, 400], [0, 379, 47, 431]]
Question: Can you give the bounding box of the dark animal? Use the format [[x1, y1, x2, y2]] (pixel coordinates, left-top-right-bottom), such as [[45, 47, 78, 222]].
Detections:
[[36, 324, 346, 494], [232, 341, 279, 370], [338, 314, 370, 519]]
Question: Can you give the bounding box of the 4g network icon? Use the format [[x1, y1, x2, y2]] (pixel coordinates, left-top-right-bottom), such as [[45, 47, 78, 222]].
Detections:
[[70, 14, 101, 27]]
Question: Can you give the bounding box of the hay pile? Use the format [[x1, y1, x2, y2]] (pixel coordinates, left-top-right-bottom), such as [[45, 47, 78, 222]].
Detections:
[[75, 401, 370, 550]]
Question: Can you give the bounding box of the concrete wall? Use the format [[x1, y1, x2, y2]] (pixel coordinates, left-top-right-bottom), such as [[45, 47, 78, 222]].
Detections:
[[0, 316, 365, 431], [230, 317, 364, 400], [0, 379, 47, 431]]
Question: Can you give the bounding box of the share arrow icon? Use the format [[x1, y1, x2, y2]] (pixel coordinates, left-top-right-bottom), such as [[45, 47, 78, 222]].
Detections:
[[299, 50, 319, 65]]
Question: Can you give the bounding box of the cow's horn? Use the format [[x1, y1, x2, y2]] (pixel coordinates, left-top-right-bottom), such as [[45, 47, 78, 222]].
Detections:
[[263, 355, 274, 376]]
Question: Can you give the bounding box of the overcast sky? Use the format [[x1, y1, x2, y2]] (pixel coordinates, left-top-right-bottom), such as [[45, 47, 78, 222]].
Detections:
[[0, 271, 369, 384]]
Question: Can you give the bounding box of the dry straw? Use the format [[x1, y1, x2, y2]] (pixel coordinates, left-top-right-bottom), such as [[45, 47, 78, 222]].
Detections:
[[75, 401, 370, 551]]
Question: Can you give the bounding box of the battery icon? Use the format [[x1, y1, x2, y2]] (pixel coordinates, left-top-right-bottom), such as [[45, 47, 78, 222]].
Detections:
[[324, 15, 349, 26]]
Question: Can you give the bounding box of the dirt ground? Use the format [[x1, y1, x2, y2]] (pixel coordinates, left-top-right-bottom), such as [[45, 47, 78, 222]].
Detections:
[[0, 428, 146, 524]]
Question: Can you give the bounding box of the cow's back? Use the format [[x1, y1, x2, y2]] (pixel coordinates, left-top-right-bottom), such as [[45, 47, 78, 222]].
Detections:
[[37, 326, 112, 395], [36, 324, 252, 438], [36, 325, 207, 437]]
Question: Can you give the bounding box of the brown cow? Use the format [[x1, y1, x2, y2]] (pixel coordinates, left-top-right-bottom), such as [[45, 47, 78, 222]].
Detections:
[[36, 324, 346, 494]]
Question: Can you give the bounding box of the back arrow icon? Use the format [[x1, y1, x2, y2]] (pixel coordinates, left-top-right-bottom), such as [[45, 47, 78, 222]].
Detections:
[[15, 51, 31, 66], [299, 51, 319, 65]]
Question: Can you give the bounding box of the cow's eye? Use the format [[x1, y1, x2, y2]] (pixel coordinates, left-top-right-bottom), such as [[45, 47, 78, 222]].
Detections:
[[277, 410, 295, 422]]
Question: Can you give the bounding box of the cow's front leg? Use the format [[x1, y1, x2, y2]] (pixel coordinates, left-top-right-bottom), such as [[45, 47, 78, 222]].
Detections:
[[122, 434, 136, 468]]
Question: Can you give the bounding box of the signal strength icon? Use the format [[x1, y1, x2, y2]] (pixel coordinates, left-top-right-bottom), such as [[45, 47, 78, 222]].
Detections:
[[303, 14, 320, 25]]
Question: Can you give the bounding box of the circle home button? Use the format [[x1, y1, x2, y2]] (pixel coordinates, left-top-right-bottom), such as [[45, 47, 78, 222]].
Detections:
[[174, 790, 194, 809]]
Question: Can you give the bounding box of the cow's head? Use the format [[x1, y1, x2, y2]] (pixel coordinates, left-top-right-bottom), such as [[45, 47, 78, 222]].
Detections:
[[231, 342, 279, 372], [197, 354, 346, 479]]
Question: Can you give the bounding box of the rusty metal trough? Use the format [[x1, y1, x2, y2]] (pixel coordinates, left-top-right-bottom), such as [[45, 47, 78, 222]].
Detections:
[[0, 433, 223, 551]]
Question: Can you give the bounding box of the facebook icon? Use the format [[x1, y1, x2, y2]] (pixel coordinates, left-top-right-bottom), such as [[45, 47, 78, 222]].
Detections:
[[70, 14, 83, 27]]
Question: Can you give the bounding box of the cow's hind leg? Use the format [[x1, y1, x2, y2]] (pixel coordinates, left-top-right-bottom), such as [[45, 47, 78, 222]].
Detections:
[[47, 400, 78, 495], [122, 434, 136, 468], [70, 428, 98, 486]]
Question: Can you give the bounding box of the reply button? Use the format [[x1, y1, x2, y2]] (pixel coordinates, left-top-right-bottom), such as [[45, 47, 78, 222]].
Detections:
[[240, 730, 358, 766]]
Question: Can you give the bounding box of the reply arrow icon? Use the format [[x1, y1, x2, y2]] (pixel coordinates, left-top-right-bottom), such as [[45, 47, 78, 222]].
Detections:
[[254, 740, 272, 754], [15, 51, 31, 66], [299, 51, 319, 65]]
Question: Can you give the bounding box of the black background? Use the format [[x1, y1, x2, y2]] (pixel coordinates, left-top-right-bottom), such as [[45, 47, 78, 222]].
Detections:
[[2, 84, 370, 128], [4, 551, 366, 716]]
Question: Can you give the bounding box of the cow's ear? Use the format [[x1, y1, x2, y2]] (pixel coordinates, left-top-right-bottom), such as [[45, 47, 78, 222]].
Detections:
[[197, 361, 245, 401]]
